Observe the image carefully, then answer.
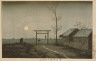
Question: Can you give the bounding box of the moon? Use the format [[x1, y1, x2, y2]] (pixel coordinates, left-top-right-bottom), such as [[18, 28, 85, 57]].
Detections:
[[24, 26, 29, 30]]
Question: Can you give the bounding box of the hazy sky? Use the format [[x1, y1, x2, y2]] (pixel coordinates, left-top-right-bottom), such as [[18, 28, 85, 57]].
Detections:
[[2, 1, 92, 39]]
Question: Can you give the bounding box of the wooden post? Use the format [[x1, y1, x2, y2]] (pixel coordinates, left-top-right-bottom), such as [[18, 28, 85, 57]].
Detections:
[[47, 31, 49, 45], [36, 31, 37, 45]]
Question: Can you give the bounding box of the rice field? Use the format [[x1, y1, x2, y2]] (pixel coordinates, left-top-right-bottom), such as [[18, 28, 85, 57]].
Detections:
[[2, 39, 62, 45]]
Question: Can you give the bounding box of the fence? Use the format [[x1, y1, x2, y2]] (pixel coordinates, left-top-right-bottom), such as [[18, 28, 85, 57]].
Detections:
[[63, 40, 89, 50]]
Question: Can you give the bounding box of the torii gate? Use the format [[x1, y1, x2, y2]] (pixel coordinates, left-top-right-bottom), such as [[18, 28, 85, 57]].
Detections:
[[34, 30, 51, 45]]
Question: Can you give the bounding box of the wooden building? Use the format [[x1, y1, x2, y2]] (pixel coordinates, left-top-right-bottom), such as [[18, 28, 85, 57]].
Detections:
[[59, 28, 79, 46], [73, 29, 92, 50], [60, 28, 92, 50]]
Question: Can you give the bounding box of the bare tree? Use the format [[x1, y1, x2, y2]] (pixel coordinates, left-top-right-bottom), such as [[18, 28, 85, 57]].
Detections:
[[51, 25, 62, 35], [47, 2, 62, 45], [74, 21, 88, 29]]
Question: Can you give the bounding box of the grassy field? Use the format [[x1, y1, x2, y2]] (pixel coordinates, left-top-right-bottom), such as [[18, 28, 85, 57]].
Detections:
[[2, 42, 64, 58], [2, 42, 92, 58]]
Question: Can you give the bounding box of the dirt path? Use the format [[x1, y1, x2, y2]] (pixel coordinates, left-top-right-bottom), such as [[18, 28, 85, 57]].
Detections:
[[30, 45, 85, 58], [43, 45, 79, 58], [43, 45, 69, 58]]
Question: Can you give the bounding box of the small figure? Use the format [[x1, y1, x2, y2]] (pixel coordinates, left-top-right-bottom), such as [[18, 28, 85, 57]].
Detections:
[[20, 38, 23, 44], [38, 39, 40, 42], [38, 39, 41, 45], [45, 35, 46, 39]]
